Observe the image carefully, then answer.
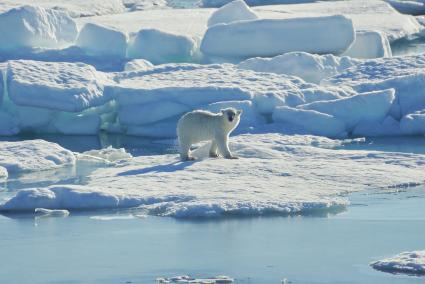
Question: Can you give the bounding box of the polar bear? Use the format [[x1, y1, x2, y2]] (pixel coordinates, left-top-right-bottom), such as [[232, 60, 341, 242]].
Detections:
[[177, 108, 243, 161]]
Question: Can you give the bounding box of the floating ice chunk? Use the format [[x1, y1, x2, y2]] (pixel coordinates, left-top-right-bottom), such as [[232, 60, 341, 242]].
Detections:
[[207, 0, 258, 27], [7, 60, 113, 112], [79, 146, 132, 163], [0, 5, 77, 51], [127, 29, 197, 64], [272, 106, 347, 138], [35, 208, 70, 217], [0, 186, 120, 211], [342, 30, 392, 59], [201, 15, 355, 59], [0, 140, 75, 174], [124, 0, 168, 11], [325, 54, 425, 118], [371, 250, 425, 275], [400, 111, 425, 135], [299, 89, 396, 130], [124, 59, 154, 71], [3, 134, 425, 216], [76, 23, 128, 58], [238, 52, 358, 84], [51, 112, 101, 135]]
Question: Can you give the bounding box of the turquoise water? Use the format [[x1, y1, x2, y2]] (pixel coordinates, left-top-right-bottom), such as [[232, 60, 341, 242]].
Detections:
[[0, 136, 424, 283]]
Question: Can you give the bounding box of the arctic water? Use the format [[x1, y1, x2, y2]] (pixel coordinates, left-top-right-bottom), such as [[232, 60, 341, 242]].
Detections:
[[0, 134, 424, 284]]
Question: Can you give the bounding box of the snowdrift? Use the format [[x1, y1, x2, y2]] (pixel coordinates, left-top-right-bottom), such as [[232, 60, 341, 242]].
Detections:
[[2, 134, 425, 217], [127, 29, 197, 64], [207, 0, 258, 27], [76, 23, 128, 58], [0, 5, 77, 51], [201, 15, 355, 59]]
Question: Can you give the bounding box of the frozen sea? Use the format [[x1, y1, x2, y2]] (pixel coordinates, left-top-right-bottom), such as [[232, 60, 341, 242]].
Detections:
[[0, 135, 424, 284]]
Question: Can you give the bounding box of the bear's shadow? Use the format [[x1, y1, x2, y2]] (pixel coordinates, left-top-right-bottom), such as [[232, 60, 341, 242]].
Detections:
[[117, 160, 197, 176]]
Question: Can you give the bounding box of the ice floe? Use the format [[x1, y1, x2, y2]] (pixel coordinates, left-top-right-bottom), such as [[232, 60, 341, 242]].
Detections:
[[326, 54, 425, 120], [0, 0, 126, 18], [201, 15, 355, 60], [371, 250, 425, 275], [238, 52, 358, 84], [76, 23, 128, 58], [6, 60, 113, 112], [156, 275, 234, 283], [0, 139, 75, 175], [2, 134, 425, 216], [123, 59, 154, 71], [207, 0, 258, 27], [127, 29, 198, 64], [0, 5, 77, 51], [342, 30, 392, 59]]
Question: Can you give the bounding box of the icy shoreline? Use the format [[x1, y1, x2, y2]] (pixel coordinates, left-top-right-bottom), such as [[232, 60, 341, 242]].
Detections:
[[1, 134, 425, 217]]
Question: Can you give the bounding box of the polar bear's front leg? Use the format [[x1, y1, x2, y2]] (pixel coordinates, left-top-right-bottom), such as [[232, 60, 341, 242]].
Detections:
[[179, 138, 195, 161], [216, 135, 238, 159], [209, 140, 219, 158]]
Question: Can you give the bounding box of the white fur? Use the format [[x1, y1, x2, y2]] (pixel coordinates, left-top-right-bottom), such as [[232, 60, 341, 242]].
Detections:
[[177, 108, 242, 161]]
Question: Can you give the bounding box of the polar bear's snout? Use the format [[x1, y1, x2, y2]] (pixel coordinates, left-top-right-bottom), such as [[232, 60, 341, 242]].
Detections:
[[177, 108, 243, 161]]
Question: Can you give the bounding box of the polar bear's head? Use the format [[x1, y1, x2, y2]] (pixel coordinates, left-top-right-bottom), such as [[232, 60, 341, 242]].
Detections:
[[221, 108, 243, 127]]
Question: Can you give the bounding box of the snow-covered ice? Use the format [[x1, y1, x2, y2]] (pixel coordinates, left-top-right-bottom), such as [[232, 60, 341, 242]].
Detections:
[[201, 15, 355, 60], [124, 59, 154, 71], [0, 6, 77, 51], [342, 30, 392, 59], [0, 0, 126, 18], [238, 52, 358, 84], [207, 0, 258, 27], [127, 29, 197, 64], [2, 134, 425, 216], [76, 23, 128, 58], [6, 60, 112, 112], [371, 250, 425, 275], [326, 54, 425, 120], [0, 139, 75, 175], [255, 0, 421, 42]]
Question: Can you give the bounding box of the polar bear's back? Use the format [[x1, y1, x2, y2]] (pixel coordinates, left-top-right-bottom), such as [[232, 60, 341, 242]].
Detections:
[[177, 110, 221, 142]]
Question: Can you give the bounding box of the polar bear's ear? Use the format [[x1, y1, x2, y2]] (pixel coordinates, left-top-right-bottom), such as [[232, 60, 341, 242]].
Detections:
[[237, 109, 243, 115], [220, 109, 226, 114]]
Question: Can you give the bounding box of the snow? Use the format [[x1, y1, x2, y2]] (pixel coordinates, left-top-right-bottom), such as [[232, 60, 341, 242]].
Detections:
[[76, 23, 128, 58], [127, 29, 197, 64], [2, 134, 425, 216], [238, 52, 358, 84], [124, 59, 154, 71], [0, 139, 75, 175], [0, 0, 126, 18], [0, 5, 77, 51], [254, 0, 421, 42], [342, 30, 392, 59], [6, 60, 113, 112], [299, 89, 396, 131], [325, 54, 425, 119], [157, 275, 234, 283], [201, 15, 355, 60], [272, 107, 347, 138], [371, 250, 425, 275], [207, 0, 258, 27]]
